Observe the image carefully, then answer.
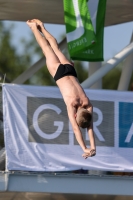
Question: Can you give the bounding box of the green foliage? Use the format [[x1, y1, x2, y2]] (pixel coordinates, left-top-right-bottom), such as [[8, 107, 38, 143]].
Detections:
[[103, 67, 121, 90], [0, 22, 31, 82]]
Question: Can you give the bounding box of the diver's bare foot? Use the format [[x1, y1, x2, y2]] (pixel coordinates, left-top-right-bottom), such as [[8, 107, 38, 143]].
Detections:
[[82, 149, 96, 159], [33, 19, 44, 33], [26, 20, 37, 30]]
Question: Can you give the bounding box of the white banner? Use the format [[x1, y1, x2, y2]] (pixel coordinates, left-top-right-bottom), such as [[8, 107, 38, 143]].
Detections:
[[2, 84, 133, 172]]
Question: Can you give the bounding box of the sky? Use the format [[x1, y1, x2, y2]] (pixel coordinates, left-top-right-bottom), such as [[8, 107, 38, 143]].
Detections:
[[3, 20, 133, 66]]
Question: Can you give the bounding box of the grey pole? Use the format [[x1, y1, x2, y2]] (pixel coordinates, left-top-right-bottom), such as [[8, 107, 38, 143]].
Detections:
[[117, 32, 133, 91], [81, 42, 133, 89]]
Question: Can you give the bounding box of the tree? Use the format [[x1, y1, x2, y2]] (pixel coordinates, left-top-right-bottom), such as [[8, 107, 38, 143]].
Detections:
[[103, 67, 121, 90], [0, 22, 31, 83]]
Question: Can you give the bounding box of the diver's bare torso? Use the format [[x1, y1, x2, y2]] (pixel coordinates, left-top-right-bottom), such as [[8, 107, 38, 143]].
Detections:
[[27, 19, 96, 159], [56, 75, 91, 110]]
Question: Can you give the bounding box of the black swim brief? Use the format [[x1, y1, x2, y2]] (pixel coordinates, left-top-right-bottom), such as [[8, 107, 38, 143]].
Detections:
[[54, 64, 77, 82]]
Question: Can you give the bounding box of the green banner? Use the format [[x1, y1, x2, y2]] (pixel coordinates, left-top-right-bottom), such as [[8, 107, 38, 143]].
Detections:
[[63, 0, 107, 61]]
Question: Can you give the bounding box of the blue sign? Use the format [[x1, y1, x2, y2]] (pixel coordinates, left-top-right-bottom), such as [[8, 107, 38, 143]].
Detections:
[[119, 102, 133, 148]]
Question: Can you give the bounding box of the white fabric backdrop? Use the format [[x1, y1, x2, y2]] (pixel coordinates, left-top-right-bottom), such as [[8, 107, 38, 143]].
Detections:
[[2, 84, 133, 171]]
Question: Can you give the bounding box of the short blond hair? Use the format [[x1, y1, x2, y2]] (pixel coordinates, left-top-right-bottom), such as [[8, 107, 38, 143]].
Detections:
[[76, 109, 92, 128]]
